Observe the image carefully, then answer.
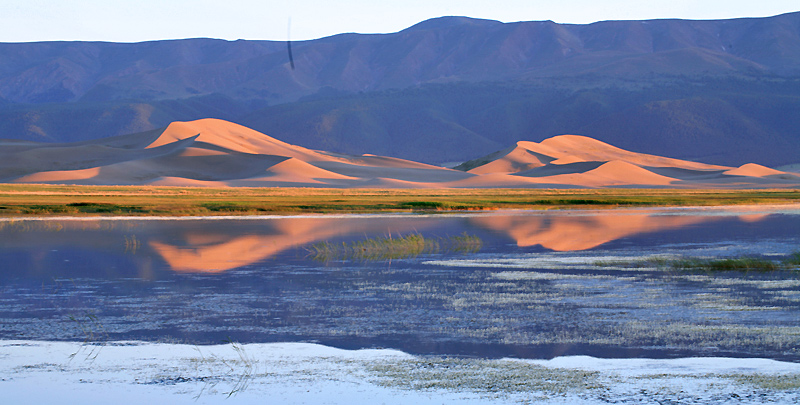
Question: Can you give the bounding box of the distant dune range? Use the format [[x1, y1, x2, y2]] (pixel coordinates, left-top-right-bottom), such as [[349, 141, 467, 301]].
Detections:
[[1, 118, 798, 189]]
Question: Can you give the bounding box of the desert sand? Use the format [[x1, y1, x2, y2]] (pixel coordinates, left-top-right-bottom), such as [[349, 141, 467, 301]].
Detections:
[[1, 118, 798, 188]]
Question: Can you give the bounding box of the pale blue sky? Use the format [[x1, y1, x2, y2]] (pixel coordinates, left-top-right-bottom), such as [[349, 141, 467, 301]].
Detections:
[[2, 0, 798, 43]]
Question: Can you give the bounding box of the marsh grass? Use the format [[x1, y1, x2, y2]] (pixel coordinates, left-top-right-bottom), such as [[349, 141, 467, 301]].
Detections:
[[186, 339, 256, 399], [19, 202, 146, 215], [0, 184, 797, 217], [220, 338, 255, 397], [369, 357, 600, 395], [672, 257, 783, 272], [201, 202, 262, 213], [596, 253, 800, 272], [67, 312, 108, 362], [124, 235, 140, 254], [732, 373, 800, 391], [309, 232, 481, 261], [784, 252, 800, 266]]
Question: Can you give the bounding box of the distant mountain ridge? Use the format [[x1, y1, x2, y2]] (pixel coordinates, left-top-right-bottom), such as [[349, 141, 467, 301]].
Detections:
[[1, 13, 800, 167], [2, 12, 799, 104]]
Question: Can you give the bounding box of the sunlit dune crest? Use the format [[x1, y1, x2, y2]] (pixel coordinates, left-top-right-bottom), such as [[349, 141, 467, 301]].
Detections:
[[465, 135, 727, 175], [145, 119, 327, 162], [2, 118, 799, 188], [466, 143, 554, 175], [12, 167, 102, 183], [539, 135, 728, 170]]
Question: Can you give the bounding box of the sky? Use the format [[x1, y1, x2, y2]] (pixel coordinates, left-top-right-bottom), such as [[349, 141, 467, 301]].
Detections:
[[2, 0, 798, 43]]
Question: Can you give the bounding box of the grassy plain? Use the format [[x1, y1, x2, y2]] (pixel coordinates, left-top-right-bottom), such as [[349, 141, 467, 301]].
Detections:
[[0, 184, 798, 217]]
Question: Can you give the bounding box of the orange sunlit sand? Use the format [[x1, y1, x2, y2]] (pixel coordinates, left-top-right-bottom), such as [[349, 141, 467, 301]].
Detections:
[[2, 118, 798, 189]]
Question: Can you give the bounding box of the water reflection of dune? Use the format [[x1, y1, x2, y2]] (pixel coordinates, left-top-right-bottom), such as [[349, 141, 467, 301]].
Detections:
[[470, 213, 718, 251], [149, 217, 435, 273], [150, 236, 293, 273]]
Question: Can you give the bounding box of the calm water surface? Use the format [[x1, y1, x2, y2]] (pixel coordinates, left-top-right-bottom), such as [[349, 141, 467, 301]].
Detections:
[[1, 207, 799, 360]]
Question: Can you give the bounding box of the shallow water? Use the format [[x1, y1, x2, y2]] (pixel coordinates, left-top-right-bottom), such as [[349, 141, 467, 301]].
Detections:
[[1, 207, 798, 360]]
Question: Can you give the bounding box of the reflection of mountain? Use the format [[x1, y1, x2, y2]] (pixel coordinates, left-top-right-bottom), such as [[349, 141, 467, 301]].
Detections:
[[147, 217, 437, 273], [469, 212, 717, 251]]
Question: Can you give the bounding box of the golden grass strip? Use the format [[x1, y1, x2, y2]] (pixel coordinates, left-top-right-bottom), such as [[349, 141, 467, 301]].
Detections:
[[0, 184, 798, 217]]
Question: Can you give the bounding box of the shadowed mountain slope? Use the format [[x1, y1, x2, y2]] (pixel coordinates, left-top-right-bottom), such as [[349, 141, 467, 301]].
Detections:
[[1, 13, 800, 166], [2, 13, 799, 104]]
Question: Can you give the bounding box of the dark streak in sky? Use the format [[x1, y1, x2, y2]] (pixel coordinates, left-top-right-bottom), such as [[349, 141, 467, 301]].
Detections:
[[287, 40, 295, 70]]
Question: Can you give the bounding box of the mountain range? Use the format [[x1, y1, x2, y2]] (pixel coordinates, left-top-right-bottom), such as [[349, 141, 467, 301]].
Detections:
[[1, 13, 799, 168], [1, 118, 797, 188]]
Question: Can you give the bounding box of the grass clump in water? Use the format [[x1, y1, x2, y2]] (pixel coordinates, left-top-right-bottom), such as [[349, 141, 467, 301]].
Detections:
[[595, 254, 800, 272], [309, 232, 481, 261], [784, 251, 800, 266], [672, 257, 783, 272]]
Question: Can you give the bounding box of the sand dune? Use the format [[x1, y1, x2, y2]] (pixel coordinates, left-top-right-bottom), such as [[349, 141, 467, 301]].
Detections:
[[515, 161, 606, 177], [1, 118, 798, 189], [564, 160, 676, 187], [642, 166, 727, 181], [724, 163, 791, 177], [145, 119, 329, 162], [462, 135, 728, 176], [463, 143, 555, 175], [230, 158, 360, 187], [777, 163, 800, 173], [148, 177, 228, 187], [538, 135, 728, 170], [511, 161, 674, 187], [313, 161, 472, 183]]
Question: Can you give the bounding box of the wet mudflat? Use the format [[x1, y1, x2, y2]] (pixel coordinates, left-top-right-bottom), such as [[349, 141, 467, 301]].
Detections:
[[1, 207, 798, 361]]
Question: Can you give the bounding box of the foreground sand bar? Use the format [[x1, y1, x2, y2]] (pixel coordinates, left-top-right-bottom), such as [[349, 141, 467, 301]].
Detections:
[[0, 184, 799, 217], [2, 341, 799, 404]]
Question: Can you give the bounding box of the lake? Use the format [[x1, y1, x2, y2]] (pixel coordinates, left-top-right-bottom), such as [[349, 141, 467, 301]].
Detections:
[[1, 206, 799, 361]]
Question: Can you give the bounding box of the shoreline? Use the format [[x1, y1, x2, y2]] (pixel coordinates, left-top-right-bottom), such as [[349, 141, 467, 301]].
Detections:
[[2, 340, 798, 404], [1, 202, 799, 221]]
